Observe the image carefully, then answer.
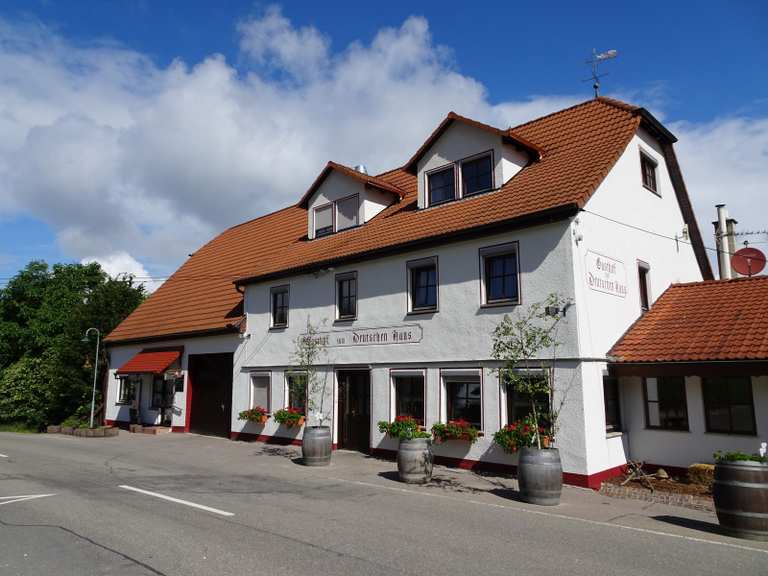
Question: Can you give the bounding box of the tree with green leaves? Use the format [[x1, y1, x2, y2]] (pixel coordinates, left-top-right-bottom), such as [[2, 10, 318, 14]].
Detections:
[[290, 317, 330, 426], [0, 261, 146, 429], [491, 293, 568, 449]]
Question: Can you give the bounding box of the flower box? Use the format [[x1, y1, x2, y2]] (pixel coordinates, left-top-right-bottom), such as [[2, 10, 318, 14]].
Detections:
[[238, 406, 269, 425], [431, 419, 479, 444], [273, 408, 305, 428]]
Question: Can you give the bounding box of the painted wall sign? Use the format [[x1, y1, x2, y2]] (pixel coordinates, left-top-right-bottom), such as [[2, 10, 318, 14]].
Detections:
[[303, 325, 423, 348], [585, 251, 627, 298]]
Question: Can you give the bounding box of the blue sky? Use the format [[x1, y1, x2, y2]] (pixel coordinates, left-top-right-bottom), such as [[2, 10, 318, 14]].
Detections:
[[1, 1, 766, 287]]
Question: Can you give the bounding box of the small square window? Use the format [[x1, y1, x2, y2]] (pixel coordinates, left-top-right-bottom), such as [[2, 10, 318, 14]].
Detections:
[[408, 258, 438, 313], [461, 154, 493, 196], [640, 152, 658, 194], [314, 204, 333, 237], [271, 285, 289, 328], [336, 195, 359, 231], [480, 243, 519, 305], [336, 272, 357, 320], [702, 376, 756, 435], [117, 377, 135, 405], [445, 375, 481, 429], [644, 376, 688, 431], [427, 166, 456, 206]]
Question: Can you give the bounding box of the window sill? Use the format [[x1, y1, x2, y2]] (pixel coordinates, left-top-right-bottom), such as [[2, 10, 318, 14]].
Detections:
[[480, 300, 520, 309], [334, 317, 356, 325], [269, 325, 288, 331], [644, 427, 690, 433], [643, 184, 661, 197], [407, 308, 438, 316], [605, 431, 623, 439], [704, 430, 757, 437]]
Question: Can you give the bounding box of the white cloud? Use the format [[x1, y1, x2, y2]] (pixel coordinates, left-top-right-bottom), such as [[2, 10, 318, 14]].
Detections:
[[81, 251, 163, 293], [1, 6, 765, 280]]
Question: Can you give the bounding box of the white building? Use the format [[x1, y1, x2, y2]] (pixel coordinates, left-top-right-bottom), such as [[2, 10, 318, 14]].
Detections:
[[105, 97, 717, 488]]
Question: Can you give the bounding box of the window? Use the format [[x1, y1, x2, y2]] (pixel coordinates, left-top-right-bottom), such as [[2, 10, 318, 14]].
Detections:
[[151, 376, 164, 409], [703, 376, 756, 435], [336, 272, 357, 320], [504, 371, 550, 425], [335, 195, 359, 231], [603, 376, 621, 432], [286, 373, 307, 413], [271, 285, 289, 328], [250, 373, 270, 411], [408, 258, 438, 312], [116, 376, 134, 405], [481, 243, 519, 305], [427, 165, 456, 205], [445, 374, 481, 429], [461, 154, 493, 196], [640, 152, 658, 193], [314, 204, 333, 237], [644, 376, 688, 430], [638, 262, 650, 312], [393, 373, 425, 425]]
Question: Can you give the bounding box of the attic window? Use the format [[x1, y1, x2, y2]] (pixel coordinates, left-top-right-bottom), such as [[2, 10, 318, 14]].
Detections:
[[427, 166, 456, 206], [640, 151, 658, 194], [314, 204, 333, 237], [461, 154, 493, 196], [335, 194, 359, 231]]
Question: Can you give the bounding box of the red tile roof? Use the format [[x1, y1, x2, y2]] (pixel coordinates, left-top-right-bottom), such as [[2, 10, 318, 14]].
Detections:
[[106, 97, 710, 344], [609, 276, 768, 363], [116, 349, 181, 374]]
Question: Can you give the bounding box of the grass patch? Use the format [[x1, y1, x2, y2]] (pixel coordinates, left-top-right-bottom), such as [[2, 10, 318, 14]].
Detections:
[[0, 422, 38, 433]]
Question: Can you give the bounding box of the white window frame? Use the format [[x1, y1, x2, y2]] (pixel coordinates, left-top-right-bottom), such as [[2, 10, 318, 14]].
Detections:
[[335, 271, 358, 321], [406, 256, 439, 314], [440, 368, 483, 431], [313, 202, 334, 238], [116, 375, 134, 405], [479, 241, 521, 307], [389, 369, 427, 424], [270, 284, 290, 328], [459, 150, 495, 198], [249, 371, 271, 412]]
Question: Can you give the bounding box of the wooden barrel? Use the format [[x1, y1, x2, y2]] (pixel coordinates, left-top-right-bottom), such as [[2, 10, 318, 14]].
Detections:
[[302, 426, 332, 466], [517, 447, 563, 506], [713, 460, 768, 541], [397, 438, 433, 484]]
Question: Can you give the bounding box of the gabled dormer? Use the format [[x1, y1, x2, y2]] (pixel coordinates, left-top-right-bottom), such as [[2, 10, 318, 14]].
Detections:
[[404, 112, 543, 209], [299, 161, 406, 240]]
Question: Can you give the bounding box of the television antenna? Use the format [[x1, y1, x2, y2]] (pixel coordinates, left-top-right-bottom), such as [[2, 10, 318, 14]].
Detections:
[[585, 49, 618, 97]]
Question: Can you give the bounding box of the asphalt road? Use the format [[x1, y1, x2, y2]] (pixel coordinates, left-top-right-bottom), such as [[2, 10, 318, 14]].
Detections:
[[0, 432, 766, 576]]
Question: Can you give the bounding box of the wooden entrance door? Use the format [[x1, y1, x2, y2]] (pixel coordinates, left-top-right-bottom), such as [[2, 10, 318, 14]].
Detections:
[[337, 371, 370, 452], [188, 353, 233, 437]]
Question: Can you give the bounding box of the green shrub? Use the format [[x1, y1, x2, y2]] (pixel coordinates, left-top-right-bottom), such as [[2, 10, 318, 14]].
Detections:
[[714, 450, 767, 464]]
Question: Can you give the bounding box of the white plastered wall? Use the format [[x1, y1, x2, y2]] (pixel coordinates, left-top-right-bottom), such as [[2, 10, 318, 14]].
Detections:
[[570, 126, 706, 475], [619, 375, 768, 467]]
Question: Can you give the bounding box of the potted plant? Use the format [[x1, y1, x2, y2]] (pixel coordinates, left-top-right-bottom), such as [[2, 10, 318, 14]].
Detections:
[[491, 293, 568, 506], [431, 419, 479, 443], [712, 447, 768, 541], [273, 407, 305, 428], [378, 416, 432, 484], [292, 318, 333, 466], [238, 406, 269, 425]]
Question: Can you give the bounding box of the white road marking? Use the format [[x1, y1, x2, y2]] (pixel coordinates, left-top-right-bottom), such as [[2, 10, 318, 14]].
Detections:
[[118, 485, 235, 517], [0, 453, 8, 458], [0, 494, 56, 506], [324, 476, 768, 556]]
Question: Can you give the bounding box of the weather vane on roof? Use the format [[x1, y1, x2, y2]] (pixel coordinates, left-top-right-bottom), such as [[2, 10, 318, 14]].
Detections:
[[585, 49, 618, 97]]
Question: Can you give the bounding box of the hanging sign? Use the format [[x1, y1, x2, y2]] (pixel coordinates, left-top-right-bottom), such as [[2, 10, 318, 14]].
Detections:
[[585, 251, 627, 298], [302, 325, 423, 348]]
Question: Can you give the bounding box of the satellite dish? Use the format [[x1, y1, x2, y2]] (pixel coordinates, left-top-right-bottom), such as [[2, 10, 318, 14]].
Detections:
[[731, 247, 766, 277]]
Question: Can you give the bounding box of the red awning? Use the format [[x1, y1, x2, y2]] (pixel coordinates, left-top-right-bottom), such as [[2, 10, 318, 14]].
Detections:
[[117, 349, 181, 375]]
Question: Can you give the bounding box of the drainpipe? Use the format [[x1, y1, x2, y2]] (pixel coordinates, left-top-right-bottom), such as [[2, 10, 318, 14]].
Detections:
[[716, 204, 731, 280]]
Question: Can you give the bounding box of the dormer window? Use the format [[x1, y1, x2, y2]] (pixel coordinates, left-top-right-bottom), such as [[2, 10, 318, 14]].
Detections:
[[427, 166, 456, 206], [461, 153, 493, 196], [314, 204, 333, 237], [335, 194, 359, 231]]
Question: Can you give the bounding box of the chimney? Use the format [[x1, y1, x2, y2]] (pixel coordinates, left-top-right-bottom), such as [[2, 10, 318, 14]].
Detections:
[[715, 204, 732, 280], [354, 164, 368, 175]]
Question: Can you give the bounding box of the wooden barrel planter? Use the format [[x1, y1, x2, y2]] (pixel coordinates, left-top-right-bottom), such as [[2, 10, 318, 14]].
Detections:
[[397, 438, 433, 484], [302, 426, 332, 466], [517, 447, 563, 506], [713, 460, 768, 541]]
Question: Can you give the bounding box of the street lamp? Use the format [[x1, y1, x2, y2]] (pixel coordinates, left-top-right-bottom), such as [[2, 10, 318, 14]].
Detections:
[[81, 327, 101, 429]]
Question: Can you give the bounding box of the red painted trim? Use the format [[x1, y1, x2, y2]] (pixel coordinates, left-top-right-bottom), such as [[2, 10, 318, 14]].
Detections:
[[104, 419, 130, 431], [171, 426, 186, 433], [369, 448, 625, 490], [230, 431, 302, 446]]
